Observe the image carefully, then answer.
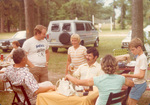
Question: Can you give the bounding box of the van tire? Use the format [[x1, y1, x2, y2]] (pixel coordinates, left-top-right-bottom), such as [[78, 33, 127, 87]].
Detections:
[[94, 39, 99, 47], [52, 47, 58, 52], [59, 32, 70, 44]]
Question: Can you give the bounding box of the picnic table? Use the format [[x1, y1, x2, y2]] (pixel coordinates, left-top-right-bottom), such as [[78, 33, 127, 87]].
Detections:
[[119, 64, 150, 91], [119, 66, 150, 74], [36, 86, 99, 105], [0, 60, 14, 91]]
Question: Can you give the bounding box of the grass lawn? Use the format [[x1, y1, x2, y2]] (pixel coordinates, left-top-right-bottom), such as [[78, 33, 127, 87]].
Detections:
[[0, 32, 15, 39], [0, 30, 150, 105]]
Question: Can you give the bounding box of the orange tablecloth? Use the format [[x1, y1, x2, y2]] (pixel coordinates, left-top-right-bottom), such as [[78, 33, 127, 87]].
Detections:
[[36, 86, 99, 105]]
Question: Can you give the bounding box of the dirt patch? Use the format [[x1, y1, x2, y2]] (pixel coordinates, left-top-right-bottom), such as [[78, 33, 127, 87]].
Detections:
[[48, 71, 65, 84]]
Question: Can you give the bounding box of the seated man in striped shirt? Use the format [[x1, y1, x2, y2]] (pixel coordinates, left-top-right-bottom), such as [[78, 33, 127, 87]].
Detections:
[[73, 47, 105, 80]]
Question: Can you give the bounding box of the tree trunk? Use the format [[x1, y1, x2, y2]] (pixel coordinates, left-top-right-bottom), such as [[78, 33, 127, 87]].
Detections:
[[37, 6, 40, 24], [121, 3, 125, 30], [1, 14, 4, 33], [19, 0, 24, 30], [132, 0, 143, 43], [24, 0, 35, 39], [7, 19, 10, 32], [113, 0, 116, 30], [113, 10, 116, 30]]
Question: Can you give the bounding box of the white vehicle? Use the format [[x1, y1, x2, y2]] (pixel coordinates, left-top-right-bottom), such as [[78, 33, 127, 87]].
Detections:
[[0, 31, 26, 52], [121, 30, 149, 48], [46, 20, 99, 52]]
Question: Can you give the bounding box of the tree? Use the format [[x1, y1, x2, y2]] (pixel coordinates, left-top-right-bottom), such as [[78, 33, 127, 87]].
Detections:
[[24, 0, 35, 39], [113, 0, 117, 30], [132, 0, 143, 43], [143, 0, 150, 26], [0, 0, 5, 33], [115, 0, 127, 29]]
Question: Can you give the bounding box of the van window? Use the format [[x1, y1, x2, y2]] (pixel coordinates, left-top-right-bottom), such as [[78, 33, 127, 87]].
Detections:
[[76, 23, 85, 31], [85, 23, 92, 31], [90, 23, 96, 30], [51, 23, 59, 32], [62, 23, 71, 32]]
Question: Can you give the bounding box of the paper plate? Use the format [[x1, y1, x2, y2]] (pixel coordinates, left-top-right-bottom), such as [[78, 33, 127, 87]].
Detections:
[[126, 61, 136, 67]]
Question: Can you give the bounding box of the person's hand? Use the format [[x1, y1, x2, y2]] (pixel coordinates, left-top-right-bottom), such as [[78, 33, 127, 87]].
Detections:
[[122, 74, 128, 77], [50, 85, 56, 91], [45, 62, 48, 67], [68, 65, 71, 72], [114, 72, 118, 74], [65, 74, 71, 81], [0, 71, 5, 74], [30, 64, 35, 68]]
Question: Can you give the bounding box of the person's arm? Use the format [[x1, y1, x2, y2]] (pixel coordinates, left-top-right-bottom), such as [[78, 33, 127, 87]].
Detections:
[[45, 49, 50, 66], [34, 85, 56, 94], [6, 49, 15, 60], [0, 71, 4, 74], [83, 47, 87, 60], [27, 58, 35, 68], [65, 74, 94, 86], [122, 69, 146, 79], [6, 54, 12, 61], [25, 52, 34, 68], [73, 67, 81, 79], [66, 55, 71, 75], [124, 78, 134, 87]]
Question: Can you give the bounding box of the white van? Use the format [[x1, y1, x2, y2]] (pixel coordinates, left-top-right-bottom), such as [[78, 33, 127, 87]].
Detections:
[[46, 20, 99, 52]]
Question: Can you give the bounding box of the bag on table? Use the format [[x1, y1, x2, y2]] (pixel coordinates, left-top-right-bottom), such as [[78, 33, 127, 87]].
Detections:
[[56, 78, 75, 96]]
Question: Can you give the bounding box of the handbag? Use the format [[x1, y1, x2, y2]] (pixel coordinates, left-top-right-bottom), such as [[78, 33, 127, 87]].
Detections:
[[56, 78, 75, 96]]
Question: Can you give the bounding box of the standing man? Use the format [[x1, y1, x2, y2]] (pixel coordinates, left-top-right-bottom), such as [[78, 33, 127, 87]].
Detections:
[[22, 25, 50, 83], [73, 47, 105, 80]]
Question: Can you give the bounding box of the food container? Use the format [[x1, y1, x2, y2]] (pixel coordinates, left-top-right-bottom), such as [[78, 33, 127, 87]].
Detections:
[[76, 90, 83, 97], [89, 86, 93, 91], [83, 91, 89, 96], [75, 86, 83, 97], [83, 86, 89, 92], [1, 54, 4, 62], [70, 63, 74, 71]]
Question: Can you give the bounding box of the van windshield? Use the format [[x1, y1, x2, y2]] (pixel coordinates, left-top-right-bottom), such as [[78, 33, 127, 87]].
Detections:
[[62, 23, 71, 32], [51, 24, 59, 32]]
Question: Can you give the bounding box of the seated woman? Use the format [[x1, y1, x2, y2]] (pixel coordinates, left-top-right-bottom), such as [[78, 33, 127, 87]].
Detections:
[[6, 41, 20, 61], [66, 34, 87, 75], [65, 54, 134, 105], [2, 48, 55, 105]]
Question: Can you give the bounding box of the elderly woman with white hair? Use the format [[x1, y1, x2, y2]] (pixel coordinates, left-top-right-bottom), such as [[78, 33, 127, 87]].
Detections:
[[66, 34, 87, 75]]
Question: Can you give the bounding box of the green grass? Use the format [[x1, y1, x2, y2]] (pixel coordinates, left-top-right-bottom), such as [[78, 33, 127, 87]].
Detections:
[[48, 48, 68, 74], [100, 29, 129, 35], [0, 30, 150, 105], [0, 32, 15, 39], [0, 92, 14, 105]]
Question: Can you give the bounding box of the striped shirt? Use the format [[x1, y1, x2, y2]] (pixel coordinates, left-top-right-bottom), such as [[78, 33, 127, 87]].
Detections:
[[68, 45, 87, 70]]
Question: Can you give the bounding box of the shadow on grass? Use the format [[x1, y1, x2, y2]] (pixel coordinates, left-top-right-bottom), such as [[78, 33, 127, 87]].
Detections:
[[0, 91, 14, 105]]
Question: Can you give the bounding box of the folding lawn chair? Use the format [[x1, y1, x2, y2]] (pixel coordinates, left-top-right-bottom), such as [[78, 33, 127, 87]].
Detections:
[[9, 81, 31, 105], [106, 87, 131, 105]]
